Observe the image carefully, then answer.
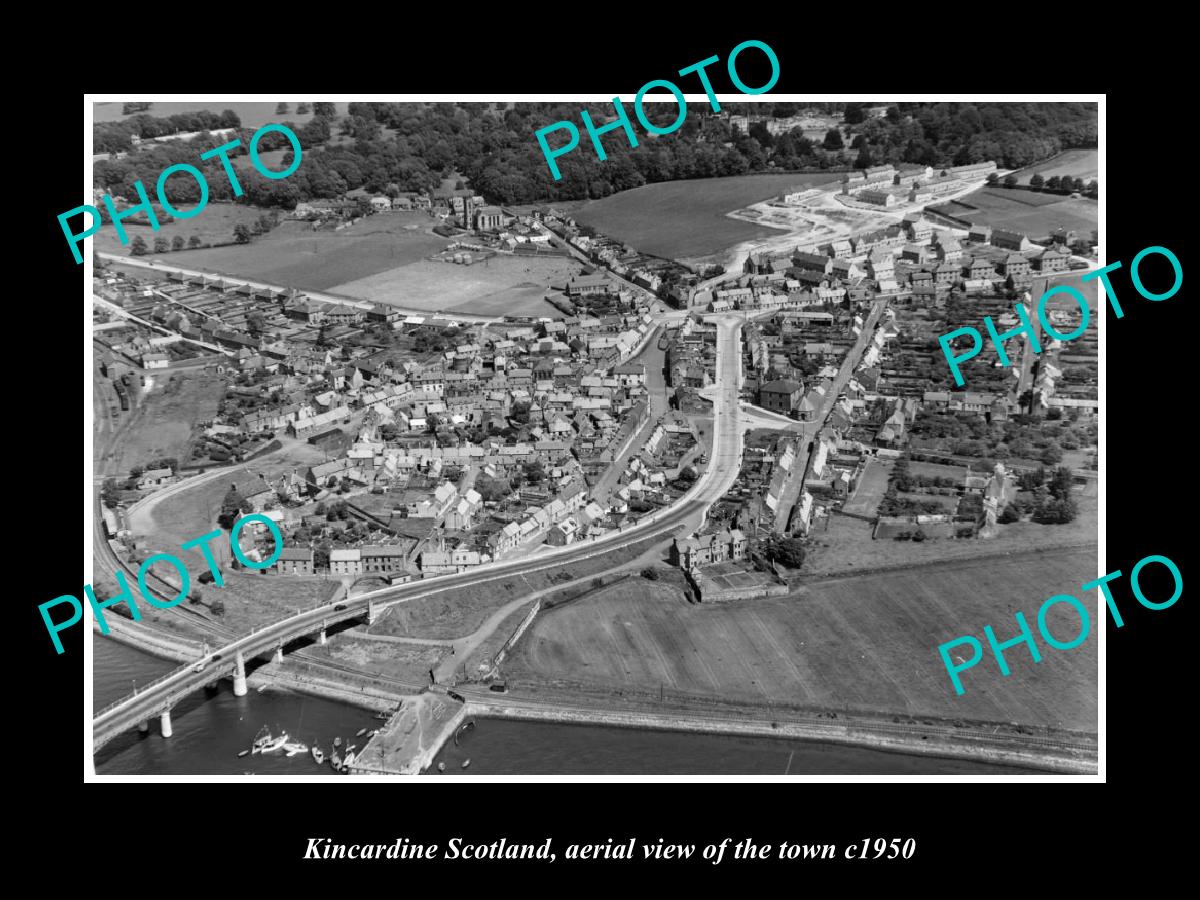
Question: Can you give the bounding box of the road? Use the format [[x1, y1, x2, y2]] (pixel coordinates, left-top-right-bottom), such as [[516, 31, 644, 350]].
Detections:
[[92, 315, 745, 750]]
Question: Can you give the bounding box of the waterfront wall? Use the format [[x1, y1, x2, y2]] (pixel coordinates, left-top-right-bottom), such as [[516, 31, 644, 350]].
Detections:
[[468, 701, 1096, 775]]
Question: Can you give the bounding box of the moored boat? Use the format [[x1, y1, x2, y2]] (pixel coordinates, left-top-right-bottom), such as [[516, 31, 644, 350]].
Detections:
[[311, 746, 325, 765], [437, 762, 446, 773], [461, 759, 471, 769], [283, 741, 308, 757], [237, 749, 250, 758], [333, 736, 343, 748], [257, 732, 290, 754], [356, 727, 368, 737]]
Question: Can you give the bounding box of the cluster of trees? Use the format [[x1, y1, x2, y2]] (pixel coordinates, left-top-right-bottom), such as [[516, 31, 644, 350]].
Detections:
[[95, 109, 242, 154], [764, 537, 806, 569], [990, 171, 1098, 198], [847, 102, 1096, 171], [1000, 465, 1078, 524], [95, 101, 1096, 213], [217, 486, 253, 529]]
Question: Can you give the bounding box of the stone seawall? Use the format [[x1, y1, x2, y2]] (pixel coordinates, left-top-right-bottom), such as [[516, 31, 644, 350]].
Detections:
[[468, 701, 1096, 775]]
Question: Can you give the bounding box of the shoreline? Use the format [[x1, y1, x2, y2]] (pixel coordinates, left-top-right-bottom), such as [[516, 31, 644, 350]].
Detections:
[[94, 621, 1096, 776], [465, 700, 1096, 775]]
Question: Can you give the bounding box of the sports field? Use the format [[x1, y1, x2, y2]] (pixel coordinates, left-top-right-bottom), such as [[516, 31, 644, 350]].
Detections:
[[328, 254, 582, 318], [118, 213, 451, 292], [947, 188, 1097, 238], [574, 173, 841, 261], [507, 547, 1097, 731]]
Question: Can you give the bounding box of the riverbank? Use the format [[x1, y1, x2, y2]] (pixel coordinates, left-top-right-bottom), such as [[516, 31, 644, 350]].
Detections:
[[462, 697, 1096, 775]]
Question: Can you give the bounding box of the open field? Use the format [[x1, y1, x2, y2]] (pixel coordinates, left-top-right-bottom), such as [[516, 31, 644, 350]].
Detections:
[[93, 101, 345, 130], [306, 634, 448, 685], [574, 173, 840, 260], [119, 213, 450, 292], [328, 254, 582, 318], [946, 187, 1097, 238], [507, 547, 1097, 731], [93, 203, 277, 256], [98, 372, 225, 476], [1011, 149, 1098, 184]]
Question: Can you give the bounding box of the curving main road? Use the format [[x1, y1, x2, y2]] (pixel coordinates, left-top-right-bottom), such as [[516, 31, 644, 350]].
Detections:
[[91, 316, 746, 751]]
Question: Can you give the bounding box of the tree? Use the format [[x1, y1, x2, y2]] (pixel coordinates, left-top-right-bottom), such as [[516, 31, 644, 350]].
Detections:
[[1086, 179, 1098, 198], [911, 527, 928, 542], [1041, 442, 1064, 465], [986, 173, 999, 185], [188, 235, 202, 249], [275, 102, 290, 115], [246, 311, 266, 335], [1072, 177, 1085, 192], [843, 104, 865, 125], [130, 235, 149, 256], [171, 235, 184, 251], [1003, 174, 1018, 187], [997, 504, 1022, 524], [313, 102, 336, 118], [822, 128, 844, 151], [641, 568, 660, 581], [1030, 173, 1045, 189], [770, 538, 806, 569], [296, 103, 310, 115], [234, 223, 251, 244], [153, 237, 169, 253], [1046, 175, 1062, 191]]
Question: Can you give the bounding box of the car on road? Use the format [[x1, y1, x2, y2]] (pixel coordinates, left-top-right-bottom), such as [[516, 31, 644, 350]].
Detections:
[[333, 603, 347, 612], [489, 682, 508, 693], [198, 571, 216, 584], [448, 690, 466, 702]]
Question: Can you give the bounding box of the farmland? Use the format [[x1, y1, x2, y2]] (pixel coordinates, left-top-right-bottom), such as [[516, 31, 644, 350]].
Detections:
[[939, 187, 1097, 238], [116, 213, 450, 292], [328, 254, 582, 318], [573, 173, 841, 261], [506, 546, 1097, 732]]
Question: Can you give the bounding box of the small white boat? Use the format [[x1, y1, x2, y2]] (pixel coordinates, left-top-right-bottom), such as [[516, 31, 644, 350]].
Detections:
[[461, 758, 471, 769], [343, 751, 356, 767], [255, 732, 290, 754], [311, 746, 325, 765], [437, 762, 446, 773], [283, 741, 308, 757], [356, 727, 368, 737]]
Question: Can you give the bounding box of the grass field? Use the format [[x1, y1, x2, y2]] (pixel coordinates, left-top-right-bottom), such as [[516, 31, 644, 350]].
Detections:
[[328, 254, 582, 318], [118, 213, 450, 292], [93, 101, 345, 130], [573, 173, 840, 260], [507, 547, 1097, 731], [950, 187, 1097, 238], [1011, 149, 1098, 184], [93, 203, 274, 256]]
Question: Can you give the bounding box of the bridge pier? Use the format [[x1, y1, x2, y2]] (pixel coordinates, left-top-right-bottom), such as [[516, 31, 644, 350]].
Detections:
[[273, 645, 284, 665], [160, 709, 173, 738], [318, 623, 328, 645], [138, 721, 149, 735], [233, 652, 247, 697], [367, 601, 378, 626]]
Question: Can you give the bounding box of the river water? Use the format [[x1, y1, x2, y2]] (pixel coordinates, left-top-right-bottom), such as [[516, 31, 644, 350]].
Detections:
[[94, 639, 1044, 776], [92, 637, 379, 776]]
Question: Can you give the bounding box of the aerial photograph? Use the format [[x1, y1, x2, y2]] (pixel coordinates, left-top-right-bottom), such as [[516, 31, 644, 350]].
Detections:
[[88, 98, 1100, 776]]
